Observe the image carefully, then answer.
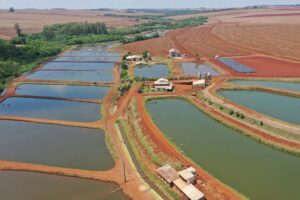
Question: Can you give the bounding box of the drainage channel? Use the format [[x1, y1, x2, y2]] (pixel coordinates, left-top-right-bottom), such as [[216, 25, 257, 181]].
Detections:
[[116, 121, 170, 200]]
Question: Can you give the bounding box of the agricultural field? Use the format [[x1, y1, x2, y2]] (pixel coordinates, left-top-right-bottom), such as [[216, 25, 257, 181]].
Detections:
[[0, 9, 141, 39], [121, 7, 300, 62], [1, 4, 300, 200]]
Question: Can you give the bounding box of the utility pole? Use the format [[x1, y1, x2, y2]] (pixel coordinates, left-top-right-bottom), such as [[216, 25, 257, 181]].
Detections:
[[123, 161, 127, 182]]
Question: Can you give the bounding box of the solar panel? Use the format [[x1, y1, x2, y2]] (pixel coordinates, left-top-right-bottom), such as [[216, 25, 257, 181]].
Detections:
[[218, 58, 255, 73]]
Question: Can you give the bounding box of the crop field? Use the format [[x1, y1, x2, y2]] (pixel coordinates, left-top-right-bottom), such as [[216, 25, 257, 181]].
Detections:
[[0, 9, 140, 39], [120, 7, 300, 63]]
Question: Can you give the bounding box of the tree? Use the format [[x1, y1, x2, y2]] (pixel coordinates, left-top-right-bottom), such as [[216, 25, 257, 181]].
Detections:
[[9, 7, 14, 12], [14, 23, 22, 37], [43, 26, 55, 40], [195, 53, 200, 60], [143, 50, 149, 59]]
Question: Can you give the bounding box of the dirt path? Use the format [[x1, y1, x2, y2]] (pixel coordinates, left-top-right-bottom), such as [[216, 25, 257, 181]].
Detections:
[[135, 94, 242, 200], [203, 77, 300, 149]]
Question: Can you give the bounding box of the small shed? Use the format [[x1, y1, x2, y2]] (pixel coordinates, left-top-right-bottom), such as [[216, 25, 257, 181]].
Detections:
[[126, 55, 143, 62], [192, 80, 206, 88], [168, 48, 181, 58], [182, 184, 205, 200], [154, 78, 173, 91], [157, 165, 179, 186], [179, 168, 197, 184]]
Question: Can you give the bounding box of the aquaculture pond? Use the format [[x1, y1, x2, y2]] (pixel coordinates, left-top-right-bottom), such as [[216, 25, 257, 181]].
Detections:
[[0, 171, 130, 200], [43, 62, 115, 70], [181, 63, 219, 77], [147, 99, 300, 200], [0, 97, 101, 122], [63, 51, 120, 58], [135, 64, 169, 79], [0, 121, 114, 170], [230, 80, 300, 93], [219, 90, 300, 124], [27, 70, 113, 82], [54, 56, 120, 63], [16, 84, 110, 100]]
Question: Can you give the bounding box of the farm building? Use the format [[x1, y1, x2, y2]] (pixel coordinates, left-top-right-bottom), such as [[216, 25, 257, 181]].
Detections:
[[157, 165, 205, 200], [192, 80, 206, 88], [154, 78, 173, 91], [168, 48, 181, 58], [157, 165, 179, 186], [126, 55, 143, 63], [179, 167, 197, 184]]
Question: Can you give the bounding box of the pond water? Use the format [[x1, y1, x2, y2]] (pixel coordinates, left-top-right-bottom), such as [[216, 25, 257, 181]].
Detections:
[[219, 90, 300, 125], [0, 121, 114, 170], [135, 64, 169, 79], [230, 80, 300, 93], [43, 62, 115, 70], [181, 63, 219, 77], [147, 98, 300, 200], [54, 56, 120, 63], [0, 171, 130, 200], [16, 84, 109, 100], [26, 70, 113, 82], [0, 97, 101, 122]]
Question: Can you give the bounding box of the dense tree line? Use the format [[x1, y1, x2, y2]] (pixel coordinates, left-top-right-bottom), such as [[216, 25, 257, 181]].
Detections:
[[0, 39, 62, 92], [42, 22, 108, 39]]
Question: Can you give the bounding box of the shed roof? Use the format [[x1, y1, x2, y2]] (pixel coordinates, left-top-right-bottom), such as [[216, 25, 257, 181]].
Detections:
[[157, 165, 179, 184], [173, 178, 188, 190], [193, 79, 206, 86], [155, 78, 169, 85], [179, 170, 195, 181], [169, 48, 180, 53], [126, 55, 142, 60], [182, 184, 205, 200]]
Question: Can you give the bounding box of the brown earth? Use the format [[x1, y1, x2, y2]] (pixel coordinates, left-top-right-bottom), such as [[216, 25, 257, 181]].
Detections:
[[0, 9, 140, 39], [233, 56, 300, 77], [120, 7, 300, 63]]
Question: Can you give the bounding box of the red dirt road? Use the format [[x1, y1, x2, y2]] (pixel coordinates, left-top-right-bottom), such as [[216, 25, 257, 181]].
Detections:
[[135, 94, 242, 200]]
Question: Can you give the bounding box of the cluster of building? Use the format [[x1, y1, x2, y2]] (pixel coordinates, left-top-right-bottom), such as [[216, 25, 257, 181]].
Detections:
[[157, 165, 205, 200]]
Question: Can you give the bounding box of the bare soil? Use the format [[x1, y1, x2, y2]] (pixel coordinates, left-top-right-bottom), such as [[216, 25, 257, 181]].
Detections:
[[0, 9, 140, 39]]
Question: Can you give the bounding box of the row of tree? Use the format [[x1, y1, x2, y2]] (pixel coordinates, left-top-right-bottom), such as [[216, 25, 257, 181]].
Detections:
[[42, 22, 108, 39]]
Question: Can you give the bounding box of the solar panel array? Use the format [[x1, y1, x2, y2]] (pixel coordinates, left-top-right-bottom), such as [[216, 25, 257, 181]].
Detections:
[[218, 58, 256, 73]]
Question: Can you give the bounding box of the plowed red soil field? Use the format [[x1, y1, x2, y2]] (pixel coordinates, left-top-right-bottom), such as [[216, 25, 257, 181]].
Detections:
[[120, 25, 253, 58], [214, 55, 300, 77]]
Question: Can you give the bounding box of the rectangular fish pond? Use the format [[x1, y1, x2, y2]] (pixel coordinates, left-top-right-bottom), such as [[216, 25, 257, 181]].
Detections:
[[54, 55, 120, 63], [0, 171, 130, 200], [146, 98, 300, 200], [63, 51, 121, 58], [0, 97, 101, 122], [181, 62, 219, 77], [26, 70, 113, 82], [0, 120, 114, 170], [135, 64, 169, 79], [43, 62, 115, 70], [15, 84, 110, 100], [219, 89, 300, 125], [229, 79, 300, 93]]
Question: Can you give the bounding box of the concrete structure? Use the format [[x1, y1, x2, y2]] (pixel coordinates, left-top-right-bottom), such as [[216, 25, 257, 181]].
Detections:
[[157, 165, 205, 200], [154, 78, 173, 91], [182, 184, 205, 200], [126, 55, 143, 63], [192, 80, 206, 88], [168, 48, 181, 58], [174, 176, 204, 200], [157, 165, 179, 186], [179, 167, 197, 184]]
